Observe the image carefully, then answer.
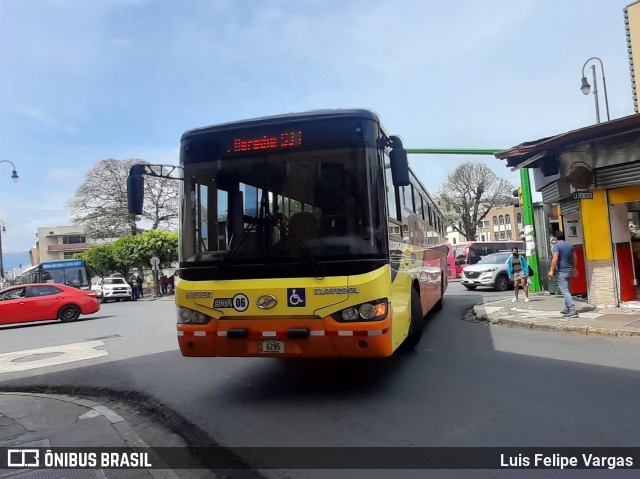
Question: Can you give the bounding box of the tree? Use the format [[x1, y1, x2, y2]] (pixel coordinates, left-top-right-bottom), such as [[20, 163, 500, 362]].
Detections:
[[77, 230, 179, 279], [437, 162, 514, 241], [134, 230, 179, 268], [77, 245, 118, 279], [66, 159, 179, 239]]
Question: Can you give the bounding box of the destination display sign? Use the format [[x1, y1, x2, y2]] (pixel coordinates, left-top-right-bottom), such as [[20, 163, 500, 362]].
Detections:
[[228, 131, 302, 153]]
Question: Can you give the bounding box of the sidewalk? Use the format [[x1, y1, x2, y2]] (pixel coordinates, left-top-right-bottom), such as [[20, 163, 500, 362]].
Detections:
[[468, 293, 640, 338], [0, 392, 206, 478]]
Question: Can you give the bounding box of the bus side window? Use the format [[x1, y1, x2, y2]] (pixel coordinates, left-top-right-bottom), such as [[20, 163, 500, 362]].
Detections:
[[469, 248, 480, 264]]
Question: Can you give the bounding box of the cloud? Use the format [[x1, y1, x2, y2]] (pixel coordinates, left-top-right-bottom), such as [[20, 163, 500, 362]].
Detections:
[[14, 106, 77, 133]]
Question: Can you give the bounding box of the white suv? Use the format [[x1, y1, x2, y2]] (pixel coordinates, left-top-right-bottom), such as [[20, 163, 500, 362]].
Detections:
[[460, 252, 514, 292], [92, 277, 132, 303]]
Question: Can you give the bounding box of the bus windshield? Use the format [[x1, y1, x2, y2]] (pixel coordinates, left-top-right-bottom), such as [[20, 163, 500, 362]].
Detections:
[[181, 146, 385, 279]]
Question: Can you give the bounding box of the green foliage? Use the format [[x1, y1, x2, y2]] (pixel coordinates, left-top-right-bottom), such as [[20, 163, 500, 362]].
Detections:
[[76, 246, 117, 278], [132, 229, 179, 267], [78, 230, 179, 278]]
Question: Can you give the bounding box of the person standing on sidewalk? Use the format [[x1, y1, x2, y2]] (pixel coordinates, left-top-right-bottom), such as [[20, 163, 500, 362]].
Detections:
[[548, 230, 578, 317], [507, 247, 529, 303]]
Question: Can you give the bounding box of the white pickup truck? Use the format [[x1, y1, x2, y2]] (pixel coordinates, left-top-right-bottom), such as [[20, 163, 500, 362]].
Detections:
[[92, 277, 132, 303]]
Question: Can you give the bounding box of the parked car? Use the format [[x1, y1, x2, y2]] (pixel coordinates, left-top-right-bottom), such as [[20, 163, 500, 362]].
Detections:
[[460, 252, 514, 291], [92, 277, 132, 303], [0, 283, 100, 325]]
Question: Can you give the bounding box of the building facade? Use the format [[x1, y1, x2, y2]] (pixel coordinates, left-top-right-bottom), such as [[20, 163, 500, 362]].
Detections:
[[476, 205, 524, 242], [29, 226, 92, 265], [496, 115, 640, 307], [445, 204, 523, 244]]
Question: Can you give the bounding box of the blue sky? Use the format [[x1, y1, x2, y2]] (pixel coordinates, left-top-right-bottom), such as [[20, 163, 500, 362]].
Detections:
[[0, 0, 636, 254]]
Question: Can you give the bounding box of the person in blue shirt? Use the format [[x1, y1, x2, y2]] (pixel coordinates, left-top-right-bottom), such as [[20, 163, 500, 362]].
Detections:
[[548, 230, 578, 317], [507, 247, 529, 303]]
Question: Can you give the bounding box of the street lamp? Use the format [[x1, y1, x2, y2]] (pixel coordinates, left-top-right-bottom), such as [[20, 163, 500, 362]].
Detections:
[[580, 57, 611, 124], [0, 220, 5, 280], [0, 160, 19, 182]]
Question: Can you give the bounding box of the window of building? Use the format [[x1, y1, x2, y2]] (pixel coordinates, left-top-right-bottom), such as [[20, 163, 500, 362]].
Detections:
[[493, 216, 498, 225], [505, 214, 511, 224], [62, 235, 86, 244], [499, 215, 504, 225], [517, 213, 522, 224]]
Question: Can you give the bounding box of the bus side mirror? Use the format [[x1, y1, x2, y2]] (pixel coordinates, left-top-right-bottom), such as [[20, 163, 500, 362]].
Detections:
[[389, 136, 409, 187], [127, 164, 146, 215]]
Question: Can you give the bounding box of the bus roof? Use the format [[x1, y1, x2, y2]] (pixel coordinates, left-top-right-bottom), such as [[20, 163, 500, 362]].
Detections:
[[181, 109, 382, 140]]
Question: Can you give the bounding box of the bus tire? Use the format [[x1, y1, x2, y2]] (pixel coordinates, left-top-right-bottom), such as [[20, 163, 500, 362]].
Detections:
[[58, 304, 81, 322], [400, 289, 425, 351]]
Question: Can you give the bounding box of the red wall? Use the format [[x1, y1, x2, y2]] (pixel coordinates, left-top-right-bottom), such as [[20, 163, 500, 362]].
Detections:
[[570, 245, 587, 295], [615, 243, 636, 302]]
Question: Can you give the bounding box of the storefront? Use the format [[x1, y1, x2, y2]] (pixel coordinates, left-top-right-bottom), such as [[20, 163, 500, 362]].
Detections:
[[495, 114, 640, 307]]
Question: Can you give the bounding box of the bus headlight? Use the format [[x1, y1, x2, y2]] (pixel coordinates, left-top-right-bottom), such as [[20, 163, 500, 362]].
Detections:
[[177, 306, 212, 325], [332, 299, 388, 322]]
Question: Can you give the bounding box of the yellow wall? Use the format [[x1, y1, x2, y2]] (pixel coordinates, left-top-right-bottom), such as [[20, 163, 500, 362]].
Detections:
[[580, 190, 612, 261], [608, 184, 640, 204]]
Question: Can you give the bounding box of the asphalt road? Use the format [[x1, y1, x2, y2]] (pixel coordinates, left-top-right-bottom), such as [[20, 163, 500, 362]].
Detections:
[[1, 284, 640, 478]]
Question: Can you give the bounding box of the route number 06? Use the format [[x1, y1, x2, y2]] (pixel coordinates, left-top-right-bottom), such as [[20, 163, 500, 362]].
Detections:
[[232, 293, 249, 312]]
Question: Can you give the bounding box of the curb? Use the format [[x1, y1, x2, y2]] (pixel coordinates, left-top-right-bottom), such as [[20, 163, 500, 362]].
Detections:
[[0, 392, 180, 479], [467, 306, 640, 338]]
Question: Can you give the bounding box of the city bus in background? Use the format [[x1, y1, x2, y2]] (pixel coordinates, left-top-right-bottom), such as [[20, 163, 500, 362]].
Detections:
[[450, 240, 524, 278], [20, 259, 91, 290], [128, 109, 448, 358], [445, 243, 456, 280]]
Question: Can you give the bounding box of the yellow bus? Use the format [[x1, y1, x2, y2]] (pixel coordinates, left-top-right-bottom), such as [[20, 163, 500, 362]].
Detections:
[[129, 109, 447, 357]]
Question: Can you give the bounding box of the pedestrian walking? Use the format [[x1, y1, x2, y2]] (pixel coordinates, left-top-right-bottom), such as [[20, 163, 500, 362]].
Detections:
[[136, 275, 144, 298], [168, 274, 175, 294], [507, 247, 529, 302], [548, 230, 578, 317], [160, 274, 168, 294], [129, 275, 138, 300]]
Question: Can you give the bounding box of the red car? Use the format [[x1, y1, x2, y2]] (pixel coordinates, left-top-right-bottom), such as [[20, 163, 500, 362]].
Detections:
[[0, 283, 100, 325]]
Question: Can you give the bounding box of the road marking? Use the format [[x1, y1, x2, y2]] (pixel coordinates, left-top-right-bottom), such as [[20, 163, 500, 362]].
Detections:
[[0, 340, 107, 374]]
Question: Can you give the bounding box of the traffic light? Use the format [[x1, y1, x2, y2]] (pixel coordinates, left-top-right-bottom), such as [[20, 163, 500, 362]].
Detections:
[[512, 187, 523, 207]]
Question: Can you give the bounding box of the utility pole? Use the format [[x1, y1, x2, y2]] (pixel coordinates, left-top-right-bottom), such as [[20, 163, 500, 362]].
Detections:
[[405, 148, 542, 292], [519, 168, 542, 292]]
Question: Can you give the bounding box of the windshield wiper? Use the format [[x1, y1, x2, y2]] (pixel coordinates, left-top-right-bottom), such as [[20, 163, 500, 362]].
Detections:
[[277, 216, 325, 278]]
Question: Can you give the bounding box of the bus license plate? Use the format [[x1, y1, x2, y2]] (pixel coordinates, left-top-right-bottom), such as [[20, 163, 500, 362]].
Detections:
[[260, 340, 284, 353]]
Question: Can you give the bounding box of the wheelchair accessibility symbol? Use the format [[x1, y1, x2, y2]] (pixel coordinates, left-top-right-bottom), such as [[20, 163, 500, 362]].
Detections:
[[287, 288, 306, 307]]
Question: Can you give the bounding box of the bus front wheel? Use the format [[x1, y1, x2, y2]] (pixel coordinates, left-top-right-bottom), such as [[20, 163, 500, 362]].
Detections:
[[400, 289, 425, 352]]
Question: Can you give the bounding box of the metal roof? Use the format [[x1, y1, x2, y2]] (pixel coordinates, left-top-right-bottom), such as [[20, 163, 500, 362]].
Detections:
[[494, 113, 640, 169]]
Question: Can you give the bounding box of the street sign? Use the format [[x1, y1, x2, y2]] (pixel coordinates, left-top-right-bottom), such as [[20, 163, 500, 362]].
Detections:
[[573, 191, 594, 200], [150, 256, 160, 268]]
